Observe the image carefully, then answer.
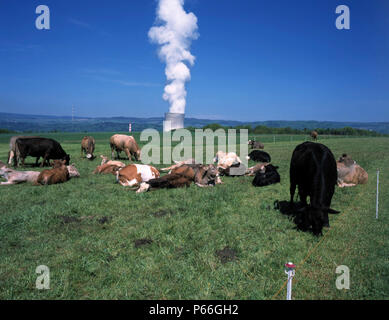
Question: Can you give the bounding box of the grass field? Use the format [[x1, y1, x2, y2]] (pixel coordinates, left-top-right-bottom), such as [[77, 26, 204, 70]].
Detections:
[[0, 132, 388, 300]]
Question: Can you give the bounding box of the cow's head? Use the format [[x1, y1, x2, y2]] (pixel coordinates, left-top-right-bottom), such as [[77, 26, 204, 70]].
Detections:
[[52, 159, 67, 168], [295, 206, 339, 236], [67, 163, 80, 178]]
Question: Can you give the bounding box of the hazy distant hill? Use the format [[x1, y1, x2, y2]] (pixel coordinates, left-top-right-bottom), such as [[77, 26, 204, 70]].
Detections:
[[1, 112, 389, 134]]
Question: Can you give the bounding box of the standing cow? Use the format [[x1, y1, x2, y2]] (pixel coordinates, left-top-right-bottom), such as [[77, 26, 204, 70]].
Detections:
[[81, 136, 96, 160], [15, 137, 70, 167], [290, 142, 339, 236], [310, 131, 318, 141], [248, 140, 265, 149], [109, 134, 141, 161]]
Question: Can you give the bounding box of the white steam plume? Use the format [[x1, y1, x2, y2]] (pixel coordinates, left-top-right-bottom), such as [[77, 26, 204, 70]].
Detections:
[[148, 0, 199, 114]]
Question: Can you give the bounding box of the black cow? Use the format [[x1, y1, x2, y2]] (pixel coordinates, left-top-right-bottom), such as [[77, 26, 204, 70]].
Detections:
[[247, 150, 271, 163], [15, 137, 70, 167], [290, 142, 339, 236], [252, 164, 280, 187]]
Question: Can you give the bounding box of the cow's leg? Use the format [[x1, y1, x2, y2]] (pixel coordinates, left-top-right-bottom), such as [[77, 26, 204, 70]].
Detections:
[[290, 182, 296, 204], [1, 181, 13, 185], [35, 156, 40, 167], [41, 154, 49, 167], [125, 149, 132, 161], [110, 144, 115, 160], [81, 147, 84, 158], [21, 157, 26, 168]]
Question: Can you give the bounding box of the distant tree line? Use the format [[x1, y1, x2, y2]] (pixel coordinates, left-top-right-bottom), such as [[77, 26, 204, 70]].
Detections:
[[0, 128, 17, 134], [186, 124, 386, 137]]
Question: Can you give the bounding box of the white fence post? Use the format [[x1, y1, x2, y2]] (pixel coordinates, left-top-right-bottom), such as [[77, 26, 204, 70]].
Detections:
[[284, 262, 296, 300], [376, 170, 380, 219]]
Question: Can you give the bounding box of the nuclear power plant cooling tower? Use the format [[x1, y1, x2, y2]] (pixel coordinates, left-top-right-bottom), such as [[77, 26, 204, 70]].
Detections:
[[163, 112, 185, 132]]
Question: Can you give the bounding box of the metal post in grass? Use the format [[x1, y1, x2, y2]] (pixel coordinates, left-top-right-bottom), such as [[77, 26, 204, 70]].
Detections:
[[375, 170, 379, 219], [285, 262, 296, 300]]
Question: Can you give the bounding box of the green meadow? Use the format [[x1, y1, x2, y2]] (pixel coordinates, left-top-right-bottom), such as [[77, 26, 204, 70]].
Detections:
[[0, 132, 388, 299]]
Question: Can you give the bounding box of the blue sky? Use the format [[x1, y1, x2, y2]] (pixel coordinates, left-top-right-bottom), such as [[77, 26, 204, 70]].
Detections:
[[0, 0, 388, 122]]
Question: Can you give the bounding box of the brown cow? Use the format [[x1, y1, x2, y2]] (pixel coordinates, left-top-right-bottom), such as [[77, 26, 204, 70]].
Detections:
[[110, 134, 140, 161], [81, 136, 96, 160], [310, 131, 318, 141], [136, 164, 220, 193], [337, 154, 368, 187], [35, 160, 70, 185]]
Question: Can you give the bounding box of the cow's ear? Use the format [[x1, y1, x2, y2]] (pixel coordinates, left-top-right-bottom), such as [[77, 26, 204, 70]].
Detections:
[[327, 208, 340, 214]]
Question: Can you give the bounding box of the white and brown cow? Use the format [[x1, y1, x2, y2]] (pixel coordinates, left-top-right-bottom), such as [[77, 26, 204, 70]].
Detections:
[[337, 154, 368, 187], [116, 164, 160, 187], [213, 151, 242, 175]]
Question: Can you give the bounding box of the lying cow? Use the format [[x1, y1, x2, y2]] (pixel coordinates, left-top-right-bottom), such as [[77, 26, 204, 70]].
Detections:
[[252, 164, 280, 187], [161, 158, 198, 173], [116, 164, 160, 187], [290, 142, 339, 236], [337, 154, 368, 187], [248, 140, 264, 149], [81, 136, 96, 160], [136, 164, 220, 193], [100, 155, 126, 168], [110, 134, 141, 161], [0, 161, 79, 185], [0, 160, 40, 185], [15, 137, 70, 167], [93, 163, 122, 174], [35, 160, 69, 185], [246, 150, 271, 163]]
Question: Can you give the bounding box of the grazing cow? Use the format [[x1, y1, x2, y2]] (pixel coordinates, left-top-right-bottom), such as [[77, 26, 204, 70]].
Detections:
[[337, 154, 368, 187], [252, 164, 280, 187], [248, 140, 264, 149], [116, 164, 160, 187], [81, 136, 96, 160], [246, 150, 271, 163], [15, 137, 70, 167], [35, 160, 70, 185], [136, 164, 220, 193], [100, 155, 126, 168], [290, 142, 339, 236], [310, 131, 318, 141], [93, 163, 122, 175], [7, 136, 42, 166], [110, 134, 141, 161], [161, 158, 198, 173]]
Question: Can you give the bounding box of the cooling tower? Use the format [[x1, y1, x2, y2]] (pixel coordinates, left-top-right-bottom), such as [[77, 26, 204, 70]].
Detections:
[[163, 112, 185, 132]]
